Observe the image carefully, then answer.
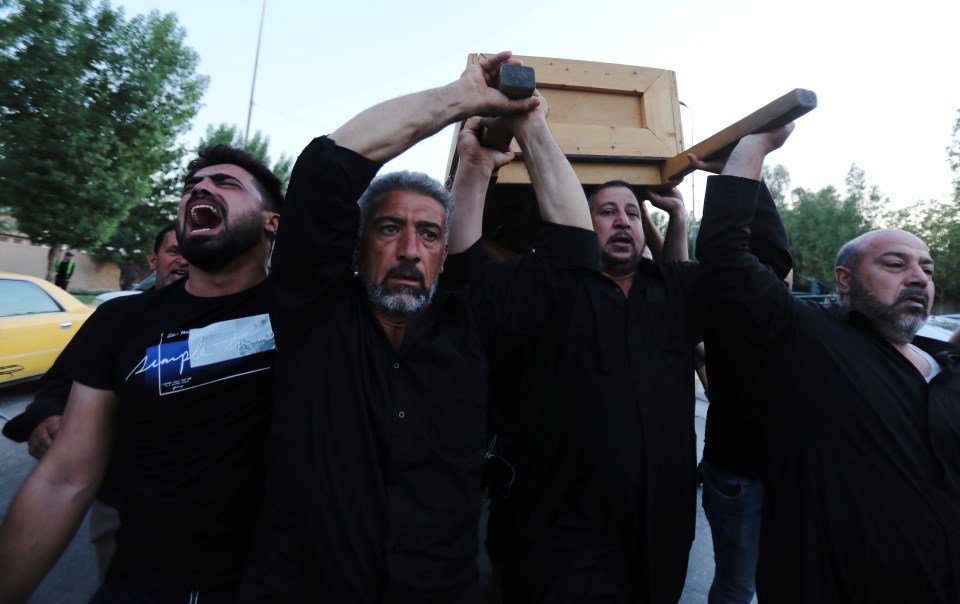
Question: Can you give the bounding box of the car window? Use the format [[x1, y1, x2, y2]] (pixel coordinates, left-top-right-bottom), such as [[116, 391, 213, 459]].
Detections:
[[0, 279, 64, 318]]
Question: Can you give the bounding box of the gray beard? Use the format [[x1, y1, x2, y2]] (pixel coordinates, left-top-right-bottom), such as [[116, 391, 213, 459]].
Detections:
[[847, 276, 929, 344], [360, 272, 437, 320]]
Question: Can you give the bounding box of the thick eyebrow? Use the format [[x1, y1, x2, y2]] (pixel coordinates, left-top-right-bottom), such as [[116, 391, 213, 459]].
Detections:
[[372, 215, 443, 232], [182, 172, 245, 192]]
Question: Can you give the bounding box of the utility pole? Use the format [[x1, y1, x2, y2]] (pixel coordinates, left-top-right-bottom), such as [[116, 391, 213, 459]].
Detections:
[[244, 0, 267, 145]]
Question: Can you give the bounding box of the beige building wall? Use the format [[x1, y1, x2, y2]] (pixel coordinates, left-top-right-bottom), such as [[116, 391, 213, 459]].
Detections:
[[0, 233, 121, 292]]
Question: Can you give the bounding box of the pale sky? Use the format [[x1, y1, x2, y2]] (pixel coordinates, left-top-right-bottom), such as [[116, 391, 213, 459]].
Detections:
[[117, 0, 960, 217]]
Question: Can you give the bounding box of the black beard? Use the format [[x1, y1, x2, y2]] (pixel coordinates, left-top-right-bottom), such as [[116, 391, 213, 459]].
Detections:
[[601, 249, 640, 276], [847, 276, 929, 344], [178, 210, 263, 271]]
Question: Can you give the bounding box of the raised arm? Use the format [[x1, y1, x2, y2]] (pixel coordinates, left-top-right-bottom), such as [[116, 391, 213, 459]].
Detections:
[[448, 117, 516, 254], [331, 52, 539, 163], [643, 187, 689, 262], [499, 93, 592, 230], [695, 126, 795, 350], [0, 383, 116, 603]]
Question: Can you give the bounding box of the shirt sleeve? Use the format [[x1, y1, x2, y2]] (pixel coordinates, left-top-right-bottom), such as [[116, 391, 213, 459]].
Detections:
[[696, 174, 797, 347], [271, 137, 381, 291], [269, 136, 382, 334], [66, 301, 132, 392], [751, 181, 793, 280]]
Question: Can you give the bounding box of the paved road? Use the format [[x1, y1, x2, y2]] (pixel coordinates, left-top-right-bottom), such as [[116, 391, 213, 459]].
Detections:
[[1, 382, 720, 603]]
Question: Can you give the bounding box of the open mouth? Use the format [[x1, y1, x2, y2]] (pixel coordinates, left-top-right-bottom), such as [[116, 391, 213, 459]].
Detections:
[[187, 201, 224, 233], [608, 233, 634, 246]]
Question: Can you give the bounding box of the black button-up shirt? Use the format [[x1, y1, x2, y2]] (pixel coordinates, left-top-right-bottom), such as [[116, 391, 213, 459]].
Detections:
[[238, 137, 598, 603]]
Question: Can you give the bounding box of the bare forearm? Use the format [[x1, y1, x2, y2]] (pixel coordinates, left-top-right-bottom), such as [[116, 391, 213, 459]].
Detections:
[[515, 123, 592, 230], [641, 207, 665, 260], [448, 160, 494, 253], [660, 207, 689, 261], [0, 473, 97, 602], [331, 83, 470, 164]]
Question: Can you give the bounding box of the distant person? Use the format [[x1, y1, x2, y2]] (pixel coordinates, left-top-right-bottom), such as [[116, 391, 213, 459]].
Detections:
[[54, 251, 75, 290], [2, 223, 189, 583], [697, 124, 960, 603], [0, 145, 282, 603], [119, 257, 140, 290]]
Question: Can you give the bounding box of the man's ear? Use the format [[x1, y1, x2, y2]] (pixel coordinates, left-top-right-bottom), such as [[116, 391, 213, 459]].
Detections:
[[440, 245, 448, 274], [264, 211, 280, 236], [147, 252, 158, 272], [835, 266, 853, 295]]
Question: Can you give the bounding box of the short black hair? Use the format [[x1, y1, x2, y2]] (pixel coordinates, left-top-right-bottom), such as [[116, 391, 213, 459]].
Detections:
[[153, 223, 176, 253], [587, 179, 635, 209], [186, 145, 284, 213]]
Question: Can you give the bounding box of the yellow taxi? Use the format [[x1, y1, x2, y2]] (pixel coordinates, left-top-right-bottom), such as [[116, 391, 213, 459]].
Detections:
[[0, 272, 94, 387]]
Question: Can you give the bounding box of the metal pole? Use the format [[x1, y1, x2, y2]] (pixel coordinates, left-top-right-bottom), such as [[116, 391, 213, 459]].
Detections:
[[244, 0, 267, 145]]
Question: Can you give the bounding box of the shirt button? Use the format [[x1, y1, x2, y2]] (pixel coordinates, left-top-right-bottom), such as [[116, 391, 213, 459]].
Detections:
[[393, 362, 400, 369], [398, 411, 406, 419]]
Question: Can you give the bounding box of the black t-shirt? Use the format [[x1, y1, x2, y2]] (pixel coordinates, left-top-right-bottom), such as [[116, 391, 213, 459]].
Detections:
[[72, 278, 275, 591]]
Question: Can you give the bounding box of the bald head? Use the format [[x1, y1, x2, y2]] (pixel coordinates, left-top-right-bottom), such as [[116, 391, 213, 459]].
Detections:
[[836, 229, 929, 274]]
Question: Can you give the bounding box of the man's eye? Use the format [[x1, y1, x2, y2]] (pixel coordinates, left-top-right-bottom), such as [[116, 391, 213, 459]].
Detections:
[[380, 225, 398, 235], [422, 231, 439, 242]]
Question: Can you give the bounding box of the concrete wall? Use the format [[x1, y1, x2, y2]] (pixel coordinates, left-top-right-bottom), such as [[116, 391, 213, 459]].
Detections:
[[0, 234, 121, 292]]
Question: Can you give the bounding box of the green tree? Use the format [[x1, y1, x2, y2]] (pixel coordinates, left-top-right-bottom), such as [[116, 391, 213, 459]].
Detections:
[[894, 109, 960, 310], [0, 0, 208, 277], [773, 165, 893, 290], [198, 123, 293, 191], [762, 164, 791, 205], [779, 183, 871, 288]]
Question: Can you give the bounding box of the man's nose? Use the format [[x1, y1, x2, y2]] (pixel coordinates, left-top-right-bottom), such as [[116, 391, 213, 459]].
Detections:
[[397, 229, 420, 261], [907, 264, 931, 287], [190, 177, 216, 198]]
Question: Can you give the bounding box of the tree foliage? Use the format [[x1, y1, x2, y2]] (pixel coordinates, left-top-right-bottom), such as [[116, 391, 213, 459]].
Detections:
[[0, 0, 208, 274], [198, 123, 293, 192], [768, 164, 877, 288], [891, 109, 960, 309]]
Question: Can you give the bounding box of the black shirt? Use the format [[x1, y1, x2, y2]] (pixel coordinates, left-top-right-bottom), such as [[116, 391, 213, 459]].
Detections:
[[697, 174, 960, 603], [701, 181, 793, 477], [239, 137, 598, 602], [71, 279, 275, 591], [451, 251, 704, 603]]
